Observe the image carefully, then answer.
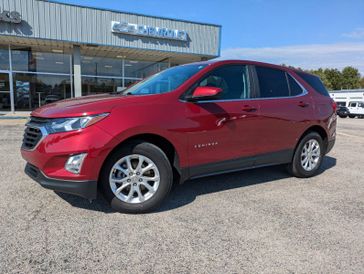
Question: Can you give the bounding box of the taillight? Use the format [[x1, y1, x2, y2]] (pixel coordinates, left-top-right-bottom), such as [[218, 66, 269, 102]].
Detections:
[[332, 101, 337, 112]]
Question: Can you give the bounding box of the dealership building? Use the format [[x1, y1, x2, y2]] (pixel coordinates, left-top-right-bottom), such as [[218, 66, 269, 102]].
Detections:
[[0, 0, 221, 112]]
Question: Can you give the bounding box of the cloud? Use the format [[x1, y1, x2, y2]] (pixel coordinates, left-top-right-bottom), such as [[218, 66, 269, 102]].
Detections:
[[342, 28, 364, 39], [219, 43, 364, 74]]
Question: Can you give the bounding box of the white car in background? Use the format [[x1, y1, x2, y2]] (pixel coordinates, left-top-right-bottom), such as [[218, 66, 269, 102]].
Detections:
[[348, 101, 364, 118]]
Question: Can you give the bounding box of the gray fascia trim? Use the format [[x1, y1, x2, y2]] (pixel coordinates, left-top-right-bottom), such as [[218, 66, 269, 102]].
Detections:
[[0, 34, 219, 59], [37, 0, 222, 28]]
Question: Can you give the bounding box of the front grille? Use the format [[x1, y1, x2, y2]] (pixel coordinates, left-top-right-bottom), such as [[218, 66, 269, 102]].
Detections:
[[22, 127, 43, 150], [22, 117, 48, 150]]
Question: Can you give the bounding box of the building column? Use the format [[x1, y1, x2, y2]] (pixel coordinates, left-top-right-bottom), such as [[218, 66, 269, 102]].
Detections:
[[8, 45, 15, 113], [73, 45, 82, 97]]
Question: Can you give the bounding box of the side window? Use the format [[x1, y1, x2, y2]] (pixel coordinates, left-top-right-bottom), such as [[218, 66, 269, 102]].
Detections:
[[255, 66, 290, 98], [350, 102, 357, 107], [358, 102, 364, 108], [198, 65, 250, 100], [297, 72, 329, 97], [287, 74, 303, 96]]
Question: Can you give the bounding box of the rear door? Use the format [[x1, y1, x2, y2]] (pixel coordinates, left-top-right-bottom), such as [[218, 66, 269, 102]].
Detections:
[[250, 65, 314, 159]]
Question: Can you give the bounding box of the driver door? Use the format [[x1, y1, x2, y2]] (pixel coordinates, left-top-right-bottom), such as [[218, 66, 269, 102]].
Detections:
[[183, 64, 261, 176]]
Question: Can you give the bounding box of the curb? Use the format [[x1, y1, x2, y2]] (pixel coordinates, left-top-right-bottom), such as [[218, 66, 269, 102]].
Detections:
[[0, 116, 28, 120]]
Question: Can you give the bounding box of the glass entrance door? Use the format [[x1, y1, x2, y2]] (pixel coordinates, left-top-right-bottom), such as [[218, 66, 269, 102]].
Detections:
[[0, 72, 11, 112]]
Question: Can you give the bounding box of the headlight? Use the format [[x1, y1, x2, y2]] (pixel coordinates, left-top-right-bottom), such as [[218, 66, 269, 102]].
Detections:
[[46, 113, 109, 134]]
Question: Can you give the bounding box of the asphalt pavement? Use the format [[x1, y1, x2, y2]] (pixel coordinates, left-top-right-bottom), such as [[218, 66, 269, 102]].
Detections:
[[0, 118, 363, 273]]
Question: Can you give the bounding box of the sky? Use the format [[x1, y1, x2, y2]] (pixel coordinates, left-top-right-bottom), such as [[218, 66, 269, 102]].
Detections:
[[56, 0, 364, 74]]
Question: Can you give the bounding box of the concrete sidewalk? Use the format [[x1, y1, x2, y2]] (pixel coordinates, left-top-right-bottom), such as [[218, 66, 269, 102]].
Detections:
[[0, 112, 30, 120]]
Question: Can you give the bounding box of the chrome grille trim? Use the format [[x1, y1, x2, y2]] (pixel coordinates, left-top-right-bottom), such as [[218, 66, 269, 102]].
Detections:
[[21, 117, 49, 151]]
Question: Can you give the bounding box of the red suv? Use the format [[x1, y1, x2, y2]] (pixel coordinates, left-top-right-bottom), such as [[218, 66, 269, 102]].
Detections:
[[21, 60, 336, 213]]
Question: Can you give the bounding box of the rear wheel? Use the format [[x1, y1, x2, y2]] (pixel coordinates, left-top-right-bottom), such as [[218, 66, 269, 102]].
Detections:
[[287, 132, 324, 178], [338, 115, 347, 118], [100, 141, 173, 213], [349, 115, 356, 118]]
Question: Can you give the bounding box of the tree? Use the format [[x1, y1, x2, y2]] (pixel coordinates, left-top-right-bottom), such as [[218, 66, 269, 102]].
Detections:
[[280, 64, 363, 90], [323, 68, 343, 90], [341, 67, 361, 89]]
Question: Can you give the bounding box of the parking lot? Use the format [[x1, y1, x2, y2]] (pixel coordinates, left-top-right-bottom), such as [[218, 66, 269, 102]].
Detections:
[[0, 117, 363, 273]]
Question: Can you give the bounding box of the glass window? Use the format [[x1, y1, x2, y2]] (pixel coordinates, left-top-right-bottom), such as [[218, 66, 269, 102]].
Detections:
[[123, 64, 206, 96], [81, 56, 123, 77], [0, 73, 10, 92], [13, 73, 72, 111], [0, 47, 9, 70], [0, 73, 11, 111], [256, 66, 289, 98], [0, 93, 11, 111], [10, 49, 29, 71], [197, 65, 250, 100], [297, 72, 329, 97], [11, 49, 71, 74], [350, 102, 357, 107], [82, 77, 124, 96], [124, 79, 140, 89], [287, 74, 303, 96], [124, 60, 168, 79]]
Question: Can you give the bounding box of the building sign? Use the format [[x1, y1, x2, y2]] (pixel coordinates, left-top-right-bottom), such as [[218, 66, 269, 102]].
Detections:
[[0, 10, 22, 24], [111, 21, 187, 41]]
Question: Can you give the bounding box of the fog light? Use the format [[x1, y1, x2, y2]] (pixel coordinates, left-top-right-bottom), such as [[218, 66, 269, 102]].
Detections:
[[65, 153, 87, 174]]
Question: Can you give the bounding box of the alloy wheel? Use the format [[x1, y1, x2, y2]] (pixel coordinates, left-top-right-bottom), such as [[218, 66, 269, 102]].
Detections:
[[300, 139, 321, 171], [109, 154, 160, 204]]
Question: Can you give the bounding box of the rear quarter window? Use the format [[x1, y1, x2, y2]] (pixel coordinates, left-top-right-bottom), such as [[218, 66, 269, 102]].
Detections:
[[297, 72, 329, 96]]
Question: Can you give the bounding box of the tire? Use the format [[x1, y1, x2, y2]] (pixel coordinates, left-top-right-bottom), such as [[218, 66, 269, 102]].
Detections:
[[338, 115, 347, 118], [349, 115, 356, 118], [287, 132, 324, 178], [100, 141, 173, 213]]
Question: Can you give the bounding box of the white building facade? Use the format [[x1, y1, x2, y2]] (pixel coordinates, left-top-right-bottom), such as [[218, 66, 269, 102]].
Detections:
[[329, 89, 364, 107]]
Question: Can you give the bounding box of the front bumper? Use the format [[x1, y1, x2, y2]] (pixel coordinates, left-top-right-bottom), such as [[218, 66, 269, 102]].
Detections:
[[25, 163, 97, 200], [21, 124, 114, 181]]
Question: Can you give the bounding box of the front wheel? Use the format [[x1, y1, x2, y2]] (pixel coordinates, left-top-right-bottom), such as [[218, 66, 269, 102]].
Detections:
[[287, 132, 324, 178], [349, 115, 356, 118], [100, 141, 173, 213], [338, 115, 347, 118]]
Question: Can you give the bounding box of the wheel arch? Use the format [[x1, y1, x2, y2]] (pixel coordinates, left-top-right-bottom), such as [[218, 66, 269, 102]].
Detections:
[[98, 133, 183, 185], [295, 125, 328, 153]]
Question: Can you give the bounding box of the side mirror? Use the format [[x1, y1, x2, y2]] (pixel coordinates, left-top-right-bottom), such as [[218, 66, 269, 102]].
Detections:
[[188, 86, 223, 101]]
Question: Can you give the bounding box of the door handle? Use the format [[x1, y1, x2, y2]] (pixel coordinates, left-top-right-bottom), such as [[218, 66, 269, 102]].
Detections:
[[298, 101, 309, 108], [241, 105, 257, 112]]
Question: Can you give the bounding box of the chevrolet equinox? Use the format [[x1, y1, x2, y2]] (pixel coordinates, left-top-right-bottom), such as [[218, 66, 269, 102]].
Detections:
[[21, 60, 337, 213]]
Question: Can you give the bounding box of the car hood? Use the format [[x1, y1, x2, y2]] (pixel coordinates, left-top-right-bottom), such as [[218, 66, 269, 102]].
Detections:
[[31, 93, 159, 118]]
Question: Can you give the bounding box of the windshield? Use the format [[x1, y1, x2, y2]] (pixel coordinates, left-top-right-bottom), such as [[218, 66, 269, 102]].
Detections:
[[121, 64, 207, 95]]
